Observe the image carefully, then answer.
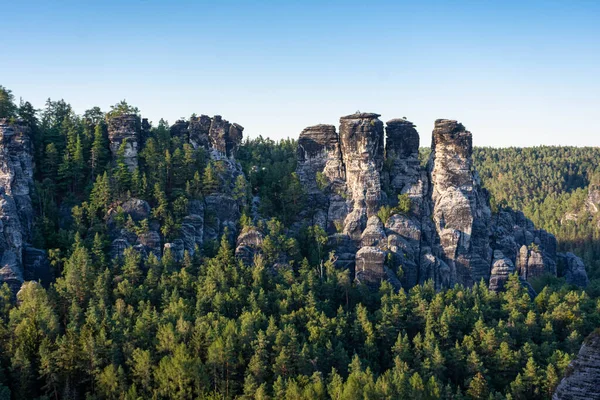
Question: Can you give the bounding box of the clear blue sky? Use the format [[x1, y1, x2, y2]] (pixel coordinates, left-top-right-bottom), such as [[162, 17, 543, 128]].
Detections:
[[1, 0, 599, 147]]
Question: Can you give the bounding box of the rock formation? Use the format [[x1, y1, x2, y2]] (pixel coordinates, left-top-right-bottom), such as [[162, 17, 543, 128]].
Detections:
[[558, 252, 590, 288], [488, 250, 515, 292], [553, 329, 600, 400], [339, 113, 384, 238], [107, 198, 162, 259], [0, 119, 49, 292], [189, 115, 211, 150], [295, 114, 589, 292], [429, 119, 492, 287], [296, 124, 344, 195], [384, 119, 422, 199], [104, 114, 245, 262], [235, 228, 264, 266], [170, 119, 189, 140], [108, 114, 140, 171], [207, 115, 243, 158]]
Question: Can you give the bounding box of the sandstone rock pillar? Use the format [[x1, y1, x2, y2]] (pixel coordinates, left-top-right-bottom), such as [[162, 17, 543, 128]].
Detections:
[[108, 114, 140, 171], [339, 112, 384, 240], [429, 119, 492, 287]]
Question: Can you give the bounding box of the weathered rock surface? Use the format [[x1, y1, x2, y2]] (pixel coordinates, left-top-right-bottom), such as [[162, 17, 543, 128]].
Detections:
[[107, 114, 140, 171], [180, 200, 204, 255], [339, 113, 384, 235], [553, 329, 600, 400], [385, 119, 422, 201], [558, 252, 590, 288], [429, 119, 492, 287], [107, 198, 161, 258], [517, 244, 556, 280], [355, 246, 386, 287], [164, 239, 185, 261], [235, 228, 264, 265], [0, 119, 49, 291], [297, 124, 345, 195], [189, 115, 211, 150], [170, 119, 189, 140], [489, 250, 515, 292], [294, 114, 586, 292], [208, 115, 243, 158]]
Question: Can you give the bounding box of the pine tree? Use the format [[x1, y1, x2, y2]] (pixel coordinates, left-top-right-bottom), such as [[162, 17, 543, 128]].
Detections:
[[0, 85, 17, 118], [43, 143, 60, 180], [114, 140, 132, 196], [90, 122, 109, 177], [466, 372, 489, 400], [202, 162, 219, 194]]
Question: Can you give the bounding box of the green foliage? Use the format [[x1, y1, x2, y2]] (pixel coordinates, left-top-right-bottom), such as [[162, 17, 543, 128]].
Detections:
[[396, 193, 412, 214], [474, 147, 600, 285], [0, 85, 17, 119], [106, 99, 139, 118], [377, 194, 412, 223], [0, 84, 598, 399], [377, 205, 393, 224], [316, 171, 329, 191]]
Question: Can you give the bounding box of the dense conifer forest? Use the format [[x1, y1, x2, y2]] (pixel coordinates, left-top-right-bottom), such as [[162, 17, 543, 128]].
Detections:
[[0, 85, 598, 399]]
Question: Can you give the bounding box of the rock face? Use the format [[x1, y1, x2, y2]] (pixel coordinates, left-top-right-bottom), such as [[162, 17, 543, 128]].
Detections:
[[208, 116, 243, 158], [429, 119, 492, 287], [488, 250, 515, 292], [170, 119, 189, 140], [339, 113, 384, 239], [553, 329, 600, 400], [189, 115, 211, 150], [295, 114, 588, 291], [235, 228, 264, 266], [385, 119, 422, 197], [180, 200, 204, 255], [297, 124, 345, 195], [108, 114, 140, 171], [558, 252, 590, 288], [355, 246, 386, 287], [104, 113, 246, 261], [294, 113, 403, 288], [0, 120, 49, 292], [107, 198, 160, 259]]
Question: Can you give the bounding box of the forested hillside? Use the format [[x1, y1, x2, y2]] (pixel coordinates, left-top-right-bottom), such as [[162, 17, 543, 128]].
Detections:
[[0, 85, 598, 399], [473, 147, 600, 290]]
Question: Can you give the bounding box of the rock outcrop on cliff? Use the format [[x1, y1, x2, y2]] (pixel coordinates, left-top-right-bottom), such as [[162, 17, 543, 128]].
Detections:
[[339, 113, 384, 239], [553, 329, 600, 400], [0, 111, 590, 295], [105, 114, 245, 262], [108, 114, 141, 171], [207, 115, 243, 158], [429, 119, 493, 287], [0, 119, 50, 292], [295, 114, 589, 291]]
